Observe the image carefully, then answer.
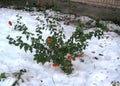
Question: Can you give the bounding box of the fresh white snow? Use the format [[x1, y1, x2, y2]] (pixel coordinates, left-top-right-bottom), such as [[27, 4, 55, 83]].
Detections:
[[0, 8, 120, 86]]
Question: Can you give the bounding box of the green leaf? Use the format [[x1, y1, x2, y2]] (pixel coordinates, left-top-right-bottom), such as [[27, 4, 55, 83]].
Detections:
[[24, 45, 29, 52], [26, 35, 29, 40], [9, 41, 13, 44], [20, 44, 23, 49], [29, 47, 33, 53], [0, 73, 6, 79], [15, 43, 19, 46]]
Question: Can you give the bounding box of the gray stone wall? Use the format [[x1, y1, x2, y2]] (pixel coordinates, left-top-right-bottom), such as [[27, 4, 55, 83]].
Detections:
[[0, 0, 120, 21], [71, 0, 120, 9], [0, 0, 38, 7], [51, 0, 120, 21]]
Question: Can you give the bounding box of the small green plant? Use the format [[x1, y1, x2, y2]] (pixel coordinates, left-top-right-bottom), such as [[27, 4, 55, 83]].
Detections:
[[7, 13, 105, 74], [12, 69, 27, 86], [0, 69, 27, 86], [0, 73, 6, 81]]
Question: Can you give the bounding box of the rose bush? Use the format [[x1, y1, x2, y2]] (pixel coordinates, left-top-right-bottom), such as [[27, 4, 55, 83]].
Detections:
[[7, 13, 106, 74]]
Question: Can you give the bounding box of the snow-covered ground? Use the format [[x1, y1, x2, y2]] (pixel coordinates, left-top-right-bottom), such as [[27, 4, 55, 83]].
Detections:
[[0, 8, 120, 86]]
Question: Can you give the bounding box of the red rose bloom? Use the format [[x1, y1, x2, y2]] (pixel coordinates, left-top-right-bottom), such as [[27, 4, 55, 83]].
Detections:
[[47, 38, 52, 43], [67, 55, 73, 61], [8, 21, 12, 26], [53, 63, 58, 67]]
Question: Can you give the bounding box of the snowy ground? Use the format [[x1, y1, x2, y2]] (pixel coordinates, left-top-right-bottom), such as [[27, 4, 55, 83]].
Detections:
[[0, 8, 120, 86]]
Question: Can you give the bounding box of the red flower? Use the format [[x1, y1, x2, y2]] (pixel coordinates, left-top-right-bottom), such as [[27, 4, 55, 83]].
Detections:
[[106, 36, 109, 39], [52, 63, 58, 67], [39, 2, 45, 7], [105, 28, 109, 32], [47, 38, 52, 43], [67, 55, 73, 61], [8, 21, 12, 26]]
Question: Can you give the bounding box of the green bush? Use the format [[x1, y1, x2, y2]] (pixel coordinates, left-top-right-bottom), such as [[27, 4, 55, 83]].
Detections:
[[7, 13, 105, 74]]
